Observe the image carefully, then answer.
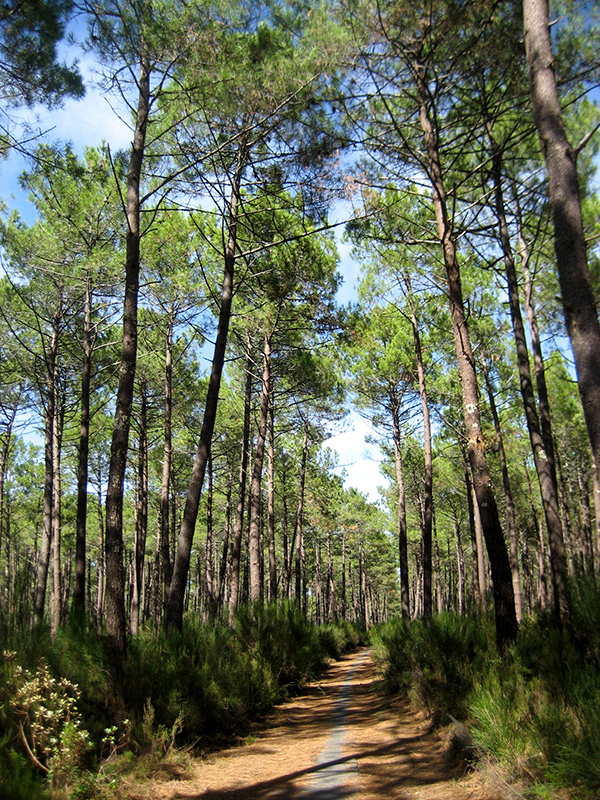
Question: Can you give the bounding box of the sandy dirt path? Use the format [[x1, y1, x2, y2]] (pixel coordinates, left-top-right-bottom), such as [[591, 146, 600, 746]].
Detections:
[[149, 649, 479, 800]]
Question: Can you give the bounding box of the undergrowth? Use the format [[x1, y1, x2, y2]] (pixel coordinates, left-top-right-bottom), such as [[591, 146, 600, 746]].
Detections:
[[371, 582, 600, 800], [0, 604, 361, 799]]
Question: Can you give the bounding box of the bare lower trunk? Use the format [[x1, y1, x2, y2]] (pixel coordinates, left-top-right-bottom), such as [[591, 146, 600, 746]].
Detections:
[[405, 274, 432, 620], [391, 390, 410, 620], [130, 388, 148, 636], [249, 334, 272, 602], [50, 391, 63, 639], [417, 75, 517, 651], [166, 145, 246, 635], [73, 276, 92, 623], [228, 340, 253, 625], [34, 307, 60, 626], [294, 424, 309, 609], [160, 309, 174, 605], [267, 382, 277, 603], [105, 51, 151, 661], [489, 140, 568, 624], [481, 356, 523, 621]]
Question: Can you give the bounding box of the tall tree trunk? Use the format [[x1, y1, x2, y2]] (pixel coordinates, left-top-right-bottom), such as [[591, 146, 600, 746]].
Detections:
[[523, 0, 600, 473], [50, 387, 63, 639], [34, 306, 60, 626], [267, 380, 277, 603], [294, 423, 309, 609], [315, 533, 322, 625], [417, 76, 517, 650], [326, 528, 336, 622], [341, 531, 347, 620], [405, 273, 433, 620], [461, 445, 482, 609], [489, 140, 569, 624], [159, 308, 174, 605], [249, 333, 272, 603], [217, 464, 233, 612], [481, 355, 523, 622], [95, 474, 105, 627], [204, 452, 215, 617], [0, 405, 17, 608], [130, 387, 148, 636], [73, 275, 92, 624], [105, 50, 150, 660], [228, 340, 253, 625], [166, 143, 246, 635], [390, 389, 410, 620]]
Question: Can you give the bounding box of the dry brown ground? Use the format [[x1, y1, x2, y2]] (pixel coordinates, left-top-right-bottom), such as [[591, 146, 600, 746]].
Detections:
[[141, 649, 502, 800]]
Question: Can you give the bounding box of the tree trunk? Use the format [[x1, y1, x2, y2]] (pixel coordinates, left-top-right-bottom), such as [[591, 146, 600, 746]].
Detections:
[[390, 390, 410, 620], [267, 380, 277, 603], [105, 49, 151, 660], [159, 308, 174, 605], [294, 423, 309, 609], [0, 404, 17, 608], [490, 142, 569, 623], [417, 74, 517, 651], [166, 143, 246, 635], [204, 452, 215, 618], [73, 276, 92, 623], [130, 386, 148, 636], [249, 333, 272, 603], [34, 306, 60, 626], [481, 355, 523, 621], [523, 0, 600, 474], [50, 387, 64, 639], [228, 339, 253, 625], [405, 273, 433, 620], [461, 445, 482, 610]]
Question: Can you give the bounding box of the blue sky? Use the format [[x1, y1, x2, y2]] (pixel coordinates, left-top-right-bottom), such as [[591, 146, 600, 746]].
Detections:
[[1, 58, 387, 506]]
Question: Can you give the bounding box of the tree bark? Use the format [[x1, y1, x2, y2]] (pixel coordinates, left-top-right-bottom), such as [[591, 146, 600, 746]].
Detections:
[[166, 143, 246, 635], [50, 387, 64, 639], [130, 386, 148, 636], [34, 306, 60, 626], [72, 275, 92, 623], [481, 355, 523, 622], [159, 308, 174, 605], [228, 339, 253, 625], [523, 0, 600, 474], [294, 423, 309, 609], [417, 73, 517, 651], [105, 49, 150, 660], [390, 389, 410, 620], [405, 273, 433, 620], [249, 333, 272, 602], [267, 379, 277, 603], [489, 139, 569, 624], [0, 404, 17, 608]]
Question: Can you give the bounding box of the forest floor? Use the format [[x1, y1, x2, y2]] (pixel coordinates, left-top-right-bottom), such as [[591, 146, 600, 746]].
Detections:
[[133, 649, 508, 800]]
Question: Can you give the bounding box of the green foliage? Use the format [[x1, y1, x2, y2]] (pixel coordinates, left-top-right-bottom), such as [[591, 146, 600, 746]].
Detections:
[[0, 610, 357, 796], [0, 749, 49, 800], [373, 588, 600, 799], [371, 614, 496, 721]]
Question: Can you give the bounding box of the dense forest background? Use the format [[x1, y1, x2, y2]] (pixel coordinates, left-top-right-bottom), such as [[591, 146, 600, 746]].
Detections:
[[1, 1, 600, 798]]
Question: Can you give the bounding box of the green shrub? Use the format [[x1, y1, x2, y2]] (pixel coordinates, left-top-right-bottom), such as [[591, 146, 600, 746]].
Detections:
[[371, 613, 495, 721], [0, 749, 50, 800]]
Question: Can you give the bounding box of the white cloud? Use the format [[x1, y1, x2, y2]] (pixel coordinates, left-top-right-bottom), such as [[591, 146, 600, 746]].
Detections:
[[323, 411, 389, 504]]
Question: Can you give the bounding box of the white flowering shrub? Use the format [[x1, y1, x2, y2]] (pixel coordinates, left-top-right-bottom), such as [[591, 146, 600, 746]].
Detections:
[[3, 650, 92, 786]]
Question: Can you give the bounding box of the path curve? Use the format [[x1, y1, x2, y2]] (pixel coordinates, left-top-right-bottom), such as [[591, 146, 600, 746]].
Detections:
[[150, 649, 478, 800]]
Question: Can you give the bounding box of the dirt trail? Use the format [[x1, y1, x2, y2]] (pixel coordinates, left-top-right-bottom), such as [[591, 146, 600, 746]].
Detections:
[[151, 649, 480, 800]]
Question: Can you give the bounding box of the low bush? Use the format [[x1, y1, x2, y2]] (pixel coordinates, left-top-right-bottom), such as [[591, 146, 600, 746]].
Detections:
[[0, 607, 360, 799], [372, 587, 600, 800]]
